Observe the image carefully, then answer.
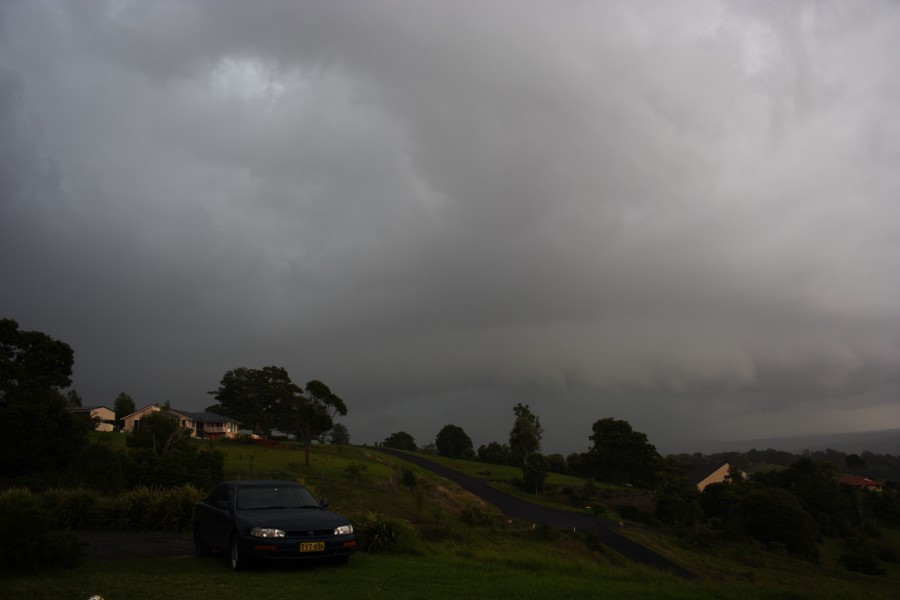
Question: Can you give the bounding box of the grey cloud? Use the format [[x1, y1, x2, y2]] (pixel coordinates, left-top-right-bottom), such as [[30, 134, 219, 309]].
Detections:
[[1, 1, 898, 453]]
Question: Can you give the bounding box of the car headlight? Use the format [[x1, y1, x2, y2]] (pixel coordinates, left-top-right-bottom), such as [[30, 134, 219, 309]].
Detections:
[[334, 524, 353, 535], [250, 527, 285, 538]]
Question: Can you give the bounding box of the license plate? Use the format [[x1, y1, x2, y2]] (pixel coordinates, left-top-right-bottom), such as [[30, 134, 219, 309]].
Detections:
[[300, 542, 325, 552]]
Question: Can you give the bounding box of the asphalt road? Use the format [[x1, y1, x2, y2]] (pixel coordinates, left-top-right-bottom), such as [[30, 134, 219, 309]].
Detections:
[[368, 446, 694, 578]]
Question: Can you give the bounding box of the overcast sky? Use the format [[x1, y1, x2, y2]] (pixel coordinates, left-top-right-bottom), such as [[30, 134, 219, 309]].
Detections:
[[2, 0, 898, 455]]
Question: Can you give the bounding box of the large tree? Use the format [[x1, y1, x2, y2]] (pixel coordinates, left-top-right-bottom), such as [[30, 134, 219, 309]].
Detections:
[[435, 424, 473, 458], [275, 379, 347, 465], [509, 403, 543, 465], [207, 366, 299, 435], [0, 318, 87, 476], [586, 417, 662, 487], [114, 392, 135, 427], [383, 431, 417, 451]]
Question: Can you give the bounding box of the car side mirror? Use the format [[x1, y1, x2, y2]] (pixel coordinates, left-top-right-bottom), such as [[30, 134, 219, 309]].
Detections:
[[319, 498, 330, 510], [216, 500, 231, 510]]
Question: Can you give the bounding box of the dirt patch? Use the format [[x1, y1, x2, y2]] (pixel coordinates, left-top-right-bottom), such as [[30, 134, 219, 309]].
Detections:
[[77, 531, 195, 560]]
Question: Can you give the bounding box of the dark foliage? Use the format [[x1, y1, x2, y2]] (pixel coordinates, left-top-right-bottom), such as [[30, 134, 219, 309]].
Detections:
[[435, 424, 473, 458], [0, 488, 83, 573], [383, 431, 417, 451]]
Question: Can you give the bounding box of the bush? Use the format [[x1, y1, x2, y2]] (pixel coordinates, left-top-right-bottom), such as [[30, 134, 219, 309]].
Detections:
[[0, 487, 83, 572], [349, 511, 414, 552], [841, 535, 886, 576], [102, 484, 202, 531], [460, 503, 493, 527], [41, 487, 102, 529]]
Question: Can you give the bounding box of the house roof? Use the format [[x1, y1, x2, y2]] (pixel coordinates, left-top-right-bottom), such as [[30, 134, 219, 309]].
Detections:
[[837, 475, 883, 487], [121, 404, 240, 424], [66, 405, 113, 412]]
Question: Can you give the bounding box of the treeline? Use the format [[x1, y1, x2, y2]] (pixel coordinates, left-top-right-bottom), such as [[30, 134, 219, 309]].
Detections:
[[668, 448, 900, 482]]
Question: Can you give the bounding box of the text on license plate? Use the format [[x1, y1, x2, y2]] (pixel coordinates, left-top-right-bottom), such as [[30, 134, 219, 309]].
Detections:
[[300, 542, 325, 552]]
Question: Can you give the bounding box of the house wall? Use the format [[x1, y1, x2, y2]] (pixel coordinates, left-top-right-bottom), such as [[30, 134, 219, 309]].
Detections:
[[696, 463, 733, 491], [90, 407, 115, 432], [121, 405, 238, 439], [121, 405, 164, 433]]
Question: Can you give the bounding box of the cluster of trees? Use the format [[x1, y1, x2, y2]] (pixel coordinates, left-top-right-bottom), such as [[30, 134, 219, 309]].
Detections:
[[655, 458, 900, 572], [0, 318, 223, 492], [1, 318, 88, 478], [205, 366, 348, 465], [382, 404, 664, 494], [670, 448, 900, 483]]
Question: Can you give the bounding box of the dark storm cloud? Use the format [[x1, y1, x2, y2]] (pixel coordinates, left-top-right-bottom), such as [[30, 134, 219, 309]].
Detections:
[[1, 1, 898, 453]]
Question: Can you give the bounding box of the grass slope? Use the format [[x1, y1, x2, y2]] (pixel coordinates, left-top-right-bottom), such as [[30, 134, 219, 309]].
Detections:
[[4, 437, 898, 599]]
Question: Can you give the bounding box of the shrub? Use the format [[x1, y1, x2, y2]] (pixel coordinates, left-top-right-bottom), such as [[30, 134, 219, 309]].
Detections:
[[460, 503, 493, 527], [41, 487, 102, 529], [840, 535, 886, 576], [0, 487, 83, 572], [349, 511, 414, 552], [102, 485, 202, 531]]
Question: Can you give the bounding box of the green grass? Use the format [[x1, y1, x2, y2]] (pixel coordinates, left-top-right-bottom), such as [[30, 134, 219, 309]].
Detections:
[[30, 436, 896, 599], [5, 531, 895, 600]]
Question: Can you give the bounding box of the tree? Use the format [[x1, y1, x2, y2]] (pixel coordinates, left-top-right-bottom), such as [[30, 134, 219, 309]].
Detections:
[[383, 431, 417, 451], [509, 403, 543, 465], [845, 454, 867, 472], [0, 318, 87, 477], [522, 452, 550, 494], [207, 366, 298, 435], [114, 392, 135, 427], [435, 424, 473, 458], [587, 418, 662, 487], [478, 441, 510, 465], [126, 410, 191, 455], [66, 389, 82, 407], [329, 423, 351, 445], [275, 379, 348, 465]]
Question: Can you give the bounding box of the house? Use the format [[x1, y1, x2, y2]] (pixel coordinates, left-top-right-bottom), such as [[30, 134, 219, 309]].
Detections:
[[67, 405, 116, 432], [837, 475, 884, 492], [687, 462, 748, 491], [120, 404, 240, 439]]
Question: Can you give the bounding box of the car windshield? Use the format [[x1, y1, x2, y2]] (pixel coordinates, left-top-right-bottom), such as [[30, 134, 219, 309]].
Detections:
[[235, 485, 319, 510]]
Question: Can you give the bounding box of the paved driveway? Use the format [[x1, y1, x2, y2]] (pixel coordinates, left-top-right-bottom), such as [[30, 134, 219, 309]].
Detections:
[[369, 446, 693, 578]]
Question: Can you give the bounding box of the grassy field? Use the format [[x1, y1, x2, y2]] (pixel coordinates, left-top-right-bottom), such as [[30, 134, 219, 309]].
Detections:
[[4, 436, 898, 599]]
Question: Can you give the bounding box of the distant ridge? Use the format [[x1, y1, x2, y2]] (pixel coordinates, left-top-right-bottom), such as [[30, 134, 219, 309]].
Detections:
[[670, 428, 900, 456]]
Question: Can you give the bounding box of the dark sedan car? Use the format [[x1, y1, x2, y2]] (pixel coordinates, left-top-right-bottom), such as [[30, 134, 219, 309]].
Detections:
[[193, 480, 356, 570]]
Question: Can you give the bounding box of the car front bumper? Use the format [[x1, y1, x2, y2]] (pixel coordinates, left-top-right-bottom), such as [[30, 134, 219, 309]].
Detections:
[[240, 535, 357, 561]]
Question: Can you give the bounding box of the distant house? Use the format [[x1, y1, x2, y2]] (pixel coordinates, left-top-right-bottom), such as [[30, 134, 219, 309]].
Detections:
[[687, 462, 748, 491], [120, 404, 240, 439], [837, 475, 884, 492], [67, 405, 116, 432]]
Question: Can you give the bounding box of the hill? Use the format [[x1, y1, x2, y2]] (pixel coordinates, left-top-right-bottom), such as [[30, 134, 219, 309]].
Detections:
[[672, 428, 900, 456]]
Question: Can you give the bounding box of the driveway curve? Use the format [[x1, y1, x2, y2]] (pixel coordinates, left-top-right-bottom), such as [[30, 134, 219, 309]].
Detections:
[[368, 446, 693, 578]]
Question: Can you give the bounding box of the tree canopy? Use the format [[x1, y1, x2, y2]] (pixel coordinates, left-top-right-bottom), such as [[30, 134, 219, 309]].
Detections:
[[207, 366, 298, 435], [275, 379, 348, 465], [509, 403, 543, 465], [383, 431, 417, 451], [587, 417, 662, 487], [114, 392, 135, 426], [126, 409, 192, 455], [0, 318, 86, 476], [435, 424, 473, 458]]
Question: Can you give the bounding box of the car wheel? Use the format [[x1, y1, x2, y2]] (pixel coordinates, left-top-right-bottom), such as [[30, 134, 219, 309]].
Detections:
[[194, 525, 211, 557], [230, 534, 247, 571]]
